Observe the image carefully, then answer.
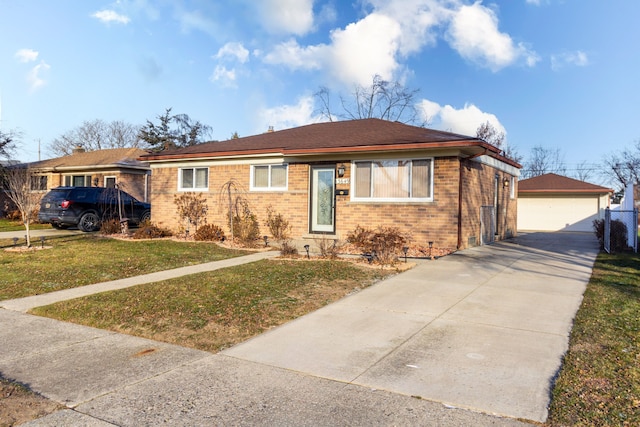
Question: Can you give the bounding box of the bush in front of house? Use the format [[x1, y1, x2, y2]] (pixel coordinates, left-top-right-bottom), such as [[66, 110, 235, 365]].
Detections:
[[132, 220, 172, 239], [593, 218, 628, 252], [194, 224, 226, 242], [346, 225, 407, 265], [232, 201, 261, 247], [100, 219, 121, 235]]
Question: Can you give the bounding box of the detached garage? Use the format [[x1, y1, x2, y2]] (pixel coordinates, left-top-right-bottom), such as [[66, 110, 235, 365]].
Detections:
[[518, 173, 613, 232]]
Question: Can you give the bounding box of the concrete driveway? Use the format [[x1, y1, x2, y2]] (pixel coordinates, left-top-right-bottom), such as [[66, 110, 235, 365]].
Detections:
[[223, 232, 599, 422], [0, 232, 598, 425]]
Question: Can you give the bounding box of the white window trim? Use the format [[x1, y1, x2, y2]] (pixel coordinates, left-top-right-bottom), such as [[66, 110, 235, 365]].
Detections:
[[250, 164, 288, 191], [350, 158, 434, 202], [104, 176, 117, 188], [178, 167, 209, 191]]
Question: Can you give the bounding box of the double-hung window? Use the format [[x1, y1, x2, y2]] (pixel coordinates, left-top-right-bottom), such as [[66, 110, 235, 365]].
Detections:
[[251, 164, 288, 191], [352, 159, 433, 201], [179, 167, 209, 191]]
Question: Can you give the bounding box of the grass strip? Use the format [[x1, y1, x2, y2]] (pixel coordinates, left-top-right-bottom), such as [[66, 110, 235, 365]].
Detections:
[[0, 235, 248, 300], [32, 259, 393, 352], [547, 252, 639, 427]]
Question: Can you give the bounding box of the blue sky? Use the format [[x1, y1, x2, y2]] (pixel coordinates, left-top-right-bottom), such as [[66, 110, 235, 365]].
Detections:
[[1, 0, 639, 183]]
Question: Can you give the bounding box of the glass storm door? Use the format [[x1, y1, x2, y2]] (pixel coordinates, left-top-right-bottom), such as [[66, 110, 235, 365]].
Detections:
[[310, 166, 335, 233]]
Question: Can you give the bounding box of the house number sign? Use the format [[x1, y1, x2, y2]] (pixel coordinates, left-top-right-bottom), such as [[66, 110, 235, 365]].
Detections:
[[335, 178, 350, 184]]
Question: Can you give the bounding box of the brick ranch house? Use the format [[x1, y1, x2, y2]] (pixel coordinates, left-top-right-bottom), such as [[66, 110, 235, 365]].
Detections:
[[28, 147, 151, 202], [141, 119, 521, 252]]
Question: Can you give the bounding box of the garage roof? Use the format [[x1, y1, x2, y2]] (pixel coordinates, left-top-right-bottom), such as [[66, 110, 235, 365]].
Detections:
[[519, 173, 613, 194]]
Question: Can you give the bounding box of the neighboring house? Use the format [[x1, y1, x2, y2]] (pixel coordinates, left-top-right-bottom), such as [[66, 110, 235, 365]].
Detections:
[[27, 147, 151, 202], [517, 173, 613, 232], [141, 119, 521, 251]]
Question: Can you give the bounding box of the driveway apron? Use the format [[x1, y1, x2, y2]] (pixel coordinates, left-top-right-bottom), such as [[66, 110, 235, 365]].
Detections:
[[223, 232, 599, 422]]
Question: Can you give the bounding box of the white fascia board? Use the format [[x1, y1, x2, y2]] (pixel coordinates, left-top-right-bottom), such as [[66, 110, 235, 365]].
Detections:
[[149, 155, 286, 169], [473, 155, 520, 177]]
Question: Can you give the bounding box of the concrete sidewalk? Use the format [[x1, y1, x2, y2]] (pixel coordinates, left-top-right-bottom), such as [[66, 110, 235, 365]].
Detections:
[[0, 232, 598, 425]]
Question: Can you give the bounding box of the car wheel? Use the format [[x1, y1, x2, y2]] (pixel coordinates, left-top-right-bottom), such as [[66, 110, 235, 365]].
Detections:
[[140, 210, 151, 223], [79, 212, 100, 232]]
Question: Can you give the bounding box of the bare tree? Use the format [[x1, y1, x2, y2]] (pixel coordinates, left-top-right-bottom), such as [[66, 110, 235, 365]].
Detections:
[[602, 140, 640, 187], [315, 75, 425, 125], [0, 129, 20, 160], [1, 165, 43, 247], [49, 119, 142, 157], [573, 160, 596, 182], [475, 121, 521, 162], [521, 146, 567, 179]]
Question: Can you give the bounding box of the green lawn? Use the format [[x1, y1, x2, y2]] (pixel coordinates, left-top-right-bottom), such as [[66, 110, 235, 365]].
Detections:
[[32, 259, 392, 352], [0, 218, 52, 232], [546, 252, 640, 427], [0, 235, 249, 300]]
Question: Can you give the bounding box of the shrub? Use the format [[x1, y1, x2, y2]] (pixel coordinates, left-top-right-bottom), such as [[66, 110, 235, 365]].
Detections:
[[132, 220, 172, 239], [100, 218, 121, 235], [194, 224, 226, 242], [593, 218, 628, 252], [316, 236, 342, 259], [232, 202, 260, 247], [174, 192, 208, 233], [347, 225, 407, 266], [265, 205, 291, 241], [280, 241, 299, 257]]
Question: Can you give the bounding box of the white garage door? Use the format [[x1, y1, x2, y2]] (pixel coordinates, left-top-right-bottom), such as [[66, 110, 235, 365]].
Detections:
[[518, 196, 600, 232]]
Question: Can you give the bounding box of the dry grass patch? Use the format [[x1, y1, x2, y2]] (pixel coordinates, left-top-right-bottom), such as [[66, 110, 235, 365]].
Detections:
[[32, 259, 394, 353]]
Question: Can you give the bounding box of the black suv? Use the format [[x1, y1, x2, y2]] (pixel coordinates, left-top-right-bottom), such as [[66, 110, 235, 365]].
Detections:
[[38, 186, 151, 232]]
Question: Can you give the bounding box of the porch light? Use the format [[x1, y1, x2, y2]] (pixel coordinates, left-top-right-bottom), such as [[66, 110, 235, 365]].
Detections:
[[304, 244, 310, 259], [337, 164, 346, 177], [402, 246, 409, 263], [503, 177, 510, 188]]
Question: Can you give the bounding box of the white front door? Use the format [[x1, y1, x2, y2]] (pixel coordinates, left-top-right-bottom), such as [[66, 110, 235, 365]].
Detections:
[[310, 166, 335, 233]]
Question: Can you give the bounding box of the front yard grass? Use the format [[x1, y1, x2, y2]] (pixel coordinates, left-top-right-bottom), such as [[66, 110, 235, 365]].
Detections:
[[546, 252, 640, 427], [0, 218, 51, 232], [0, 235, 249, 300], [31, 259, 393, 352]]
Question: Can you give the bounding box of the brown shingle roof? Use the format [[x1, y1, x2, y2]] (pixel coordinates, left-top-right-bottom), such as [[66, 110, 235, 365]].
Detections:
[[141, 118, 510, 163], [30, 148, 149, 170], [519, 173, 613, 194]]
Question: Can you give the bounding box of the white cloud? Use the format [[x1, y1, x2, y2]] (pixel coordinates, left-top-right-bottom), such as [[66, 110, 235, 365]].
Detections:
[[258, 0, 314, 35], [526, 0, 542, 5], [327, 13, 402, 86], [92, 9, 131, 24], [210, 65, 238, 87], [263, 39, 326, 70], [551, 50, 589, 71], [417, 99, 506, 138], [15, 48, 39, 63], [27, 61, 51, 92], [215, 42, 250, 63], [256, 95, 321, 132], [446, 2, 538, 71]]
